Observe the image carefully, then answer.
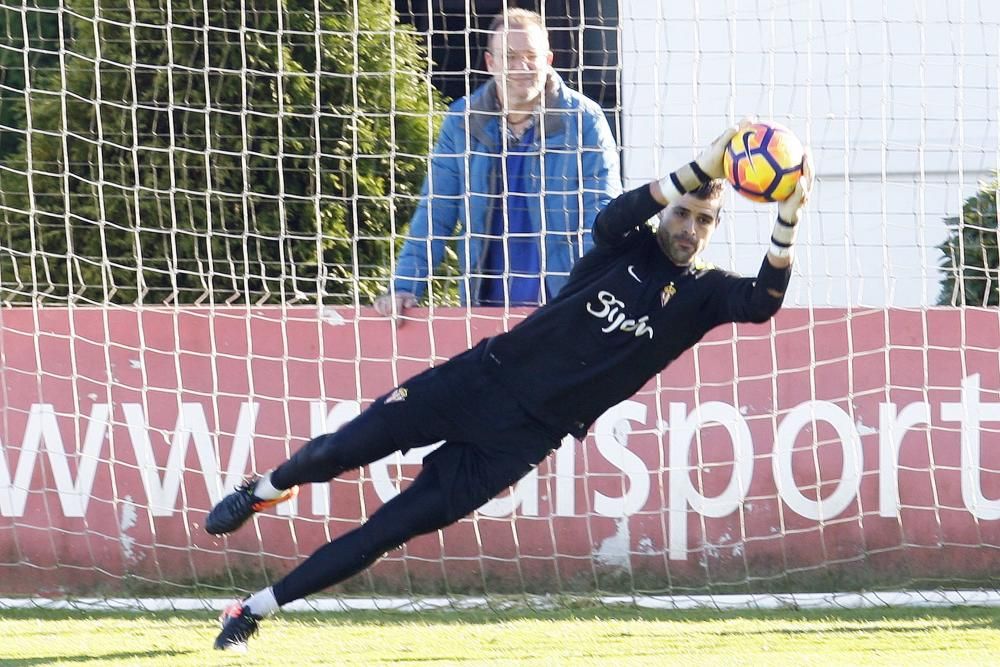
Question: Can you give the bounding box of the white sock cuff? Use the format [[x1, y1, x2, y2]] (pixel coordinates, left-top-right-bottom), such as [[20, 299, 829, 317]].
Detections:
[[245, 586, 280, 617], [253, 472, 284, 501]]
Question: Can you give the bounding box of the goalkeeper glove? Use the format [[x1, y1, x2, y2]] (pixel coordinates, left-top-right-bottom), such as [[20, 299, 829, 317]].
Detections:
[[770, 148, 815, 260], [656, 119, 751, 203]]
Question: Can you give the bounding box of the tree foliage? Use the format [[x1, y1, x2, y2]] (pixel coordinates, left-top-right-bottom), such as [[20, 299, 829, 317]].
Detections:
[[0, 1, 62, 160], [0, 0, 444, 305], [937, 177, 1000, 306]]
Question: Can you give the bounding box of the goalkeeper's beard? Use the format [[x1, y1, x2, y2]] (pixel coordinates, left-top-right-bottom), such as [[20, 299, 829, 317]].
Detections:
[[662, 234, 698, 266]]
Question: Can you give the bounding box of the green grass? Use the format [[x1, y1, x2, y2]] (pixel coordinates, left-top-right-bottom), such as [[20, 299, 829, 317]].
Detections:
[[2, 606, 999, 666]]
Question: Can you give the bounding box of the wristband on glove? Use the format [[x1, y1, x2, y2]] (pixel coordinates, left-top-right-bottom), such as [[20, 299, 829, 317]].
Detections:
[[769, 215, 798, 259], [689, 160, 711, 183], [657, 161, 712, 204]]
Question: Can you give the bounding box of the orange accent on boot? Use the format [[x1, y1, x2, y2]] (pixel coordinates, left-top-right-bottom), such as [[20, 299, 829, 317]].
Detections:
[[251, 485, 299, 511], [219, 600, 245, 623]]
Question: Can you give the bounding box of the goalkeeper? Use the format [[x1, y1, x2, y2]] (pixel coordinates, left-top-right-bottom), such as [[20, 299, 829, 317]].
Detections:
[[206, 119, 814, 652]]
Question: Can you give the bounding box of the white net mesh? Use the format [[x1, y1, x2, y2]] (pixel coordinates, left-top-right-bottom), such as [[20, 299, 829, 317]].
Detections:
[[1, 0, 1000, 607]]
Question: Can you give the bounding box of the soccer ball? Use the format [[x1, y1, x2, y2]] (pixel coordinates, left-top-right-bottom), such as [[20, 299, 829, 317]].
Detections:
[[723, 122, 804, 203]]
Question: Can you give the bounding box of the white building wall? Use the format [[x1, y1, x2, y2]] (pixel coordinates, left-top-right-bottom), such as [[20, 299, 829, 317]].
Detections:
[[620, 0, 999, 307]]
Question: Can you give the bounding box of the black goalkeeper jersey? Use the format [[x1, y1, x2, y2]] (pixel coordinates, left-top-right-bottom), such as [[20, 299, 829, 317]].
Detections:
[[481, 184, 791, 439]]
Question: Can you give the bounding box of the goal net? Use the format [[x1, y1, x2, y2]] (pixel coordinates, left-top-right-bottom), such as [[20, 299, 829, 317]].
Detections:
[[1, 0, 999, 610]]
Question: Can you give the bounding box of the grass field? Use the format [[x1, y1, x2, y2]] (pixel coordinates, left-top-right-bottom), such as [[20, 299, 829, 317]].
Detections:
[[3, 605, 999, 666]]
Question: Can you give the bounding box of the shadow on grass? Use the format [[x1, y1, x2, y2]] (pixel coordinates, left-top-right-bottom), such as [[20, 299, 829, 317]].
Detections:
[[289, 605, 1000, 637], [3, 649, 194, 666], [5, 605, 1000, 633]]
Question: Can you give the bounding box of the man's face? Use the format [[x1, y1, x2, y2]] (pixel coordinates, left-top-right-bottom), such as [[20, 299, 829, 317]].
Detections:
[[484, 24, 552, 108], [655, 193, 722, 266]]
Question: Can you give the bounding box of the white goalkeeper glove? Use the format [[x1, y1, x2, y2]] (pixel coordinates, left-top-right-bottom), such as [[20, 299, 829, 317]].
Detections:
[[769, 148, 815, 261], [655, 119, 752, 204]]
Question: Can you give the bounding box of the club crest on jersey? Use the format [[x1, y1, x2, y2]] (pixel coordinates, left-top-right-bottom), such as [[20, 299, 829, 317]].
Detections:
[[660, 283, 677, 307], [385, 387, 408, 404]]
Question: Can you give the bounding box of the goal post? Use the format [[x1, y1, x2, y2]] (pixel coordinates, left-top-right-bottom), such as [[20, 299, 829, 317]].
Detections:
[[2, 0, 1000, 609]]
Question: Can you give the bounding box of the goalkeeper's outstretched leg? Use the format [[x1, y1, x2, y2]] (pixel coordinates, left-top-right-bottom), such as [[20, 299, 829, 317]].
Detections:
[[213, 436, 547, 652], [207, 340, 535, 539], [204, 475, 299, 536], [205, 395, 435, 536], [208, 342, 560, 651]]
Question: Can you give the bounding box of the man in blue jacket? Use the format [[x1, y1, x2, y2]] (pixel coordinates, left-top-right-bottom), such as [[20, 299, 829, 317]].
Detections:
[[374, 8, 622, 317]]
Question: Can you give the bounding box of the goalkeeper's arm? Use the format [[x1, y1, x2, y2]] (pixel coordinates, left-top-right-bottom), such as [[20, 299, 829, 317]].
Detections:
[[650, 120, 750, 206], [595, 121, 746, 246], [767, 150, 815, 269]]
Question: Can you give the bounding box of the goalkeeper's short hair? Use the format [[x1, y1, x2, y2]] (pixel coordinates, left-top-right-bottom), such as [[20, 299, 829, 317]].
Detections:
[[690, 178, 727, 203]]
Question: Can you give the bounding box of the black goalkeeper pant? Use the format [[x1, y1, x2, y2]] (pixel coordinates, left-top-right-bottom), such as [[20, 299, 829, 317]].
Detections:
[[268, 342, 561, 606]]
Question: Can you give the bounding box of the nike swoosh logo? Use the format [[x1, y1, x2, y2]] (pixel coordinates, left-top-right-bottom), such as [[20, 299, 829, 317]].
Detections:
[[627, 265, 642, 283], [742, 130, 756, 175]]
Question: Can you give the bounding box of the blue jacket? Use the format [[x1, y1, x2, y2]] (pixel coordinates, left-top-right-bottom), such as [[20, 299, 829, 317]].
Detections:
[[393, 72, 623, 305]]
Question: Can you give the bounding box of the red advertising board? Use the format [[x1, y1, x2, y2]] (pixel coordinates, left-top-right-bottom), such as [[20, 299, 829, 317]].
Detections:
[[1, 306, 999, 595]]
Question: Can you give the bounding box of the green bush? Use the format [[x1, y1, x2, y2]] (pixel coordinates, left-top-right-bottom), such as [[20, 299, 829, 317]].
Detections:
[[0, 0, 444, 305], [937, 177, 1000, 306], [0, 1, 62, 160]]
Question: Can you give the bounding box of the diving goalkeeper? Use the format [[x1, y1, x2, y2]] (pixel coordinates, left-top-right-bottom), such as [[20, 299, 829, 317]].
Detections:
[[205, 119, 814, 652]]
